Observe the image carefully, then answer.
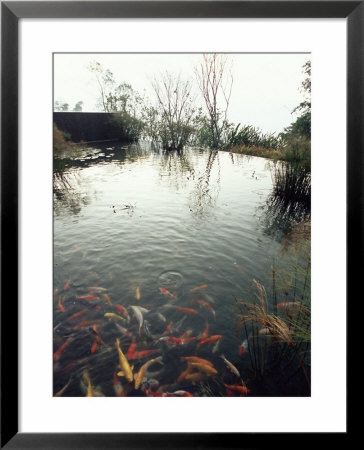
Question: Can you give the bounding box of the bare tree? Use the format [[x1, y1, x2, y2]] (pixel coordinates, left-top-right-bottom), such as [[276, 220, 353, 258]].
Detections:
[[195, 54, 233, 149], [151, 71, 196, 150]]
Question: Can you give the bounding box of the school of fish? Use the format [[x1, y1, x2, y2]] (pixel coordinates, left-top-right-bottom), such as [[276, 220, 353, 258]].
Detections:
[[53, 281, 251, 397]]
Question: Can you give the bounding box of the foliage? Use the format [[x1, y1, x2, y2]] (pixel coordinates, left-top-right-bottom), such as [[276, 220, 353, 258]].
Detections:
[[150, 71, 197, 150], [282, 60, 311, 141], [53, 123, 74, 152], [236, 224, 311, 392]]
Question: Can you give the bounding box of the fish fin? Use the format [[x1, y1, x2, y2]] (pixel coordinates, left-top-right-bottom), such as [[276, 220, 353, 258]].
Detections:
[[117, 371, 124, 377], [131, 365, 134, 371]]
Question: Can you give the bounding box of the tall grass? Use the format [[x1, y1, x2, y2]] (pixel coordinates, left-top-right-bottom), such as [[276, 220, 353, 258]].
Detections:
[[223, 124, 284, 150], [236, 222, 311, 394]]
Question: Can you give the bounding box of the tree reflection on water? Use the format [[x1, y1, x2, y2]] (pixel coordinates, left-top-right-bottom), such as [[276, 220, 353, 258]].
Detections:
[[259, 161, 311, 241]]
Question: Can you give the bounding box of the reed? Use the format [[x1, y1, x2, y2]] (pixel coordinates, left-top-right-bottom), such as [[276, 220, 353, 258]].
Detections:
[[235, 220, 311, 394]]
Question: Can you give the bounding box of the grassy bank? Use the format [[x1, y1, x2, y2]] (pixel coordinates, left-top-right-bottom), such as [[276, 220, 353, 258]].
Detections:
[[226, 136, 310, 169]]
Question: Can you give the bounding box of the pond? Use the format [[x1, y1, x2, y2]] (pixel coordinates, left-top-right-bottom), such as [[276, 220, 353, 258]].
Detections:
[[53, 141, 310, 397]]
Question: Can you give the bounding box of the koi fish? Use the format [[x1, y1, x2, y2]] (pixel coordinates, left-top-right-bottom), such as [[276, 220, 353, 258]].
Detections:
[[180, 356, 214, 367], [202, 293, 215, 304], [57, 298, 65, 313], [135, 286, 141, 301], [171, 390, 194, 397], [184, 372, 209, 382], [159, 336, 183, 345], [159, 287, 175, 299], [113, 322, 131, 337], [77, 294, 99, 301], [277, 302, 299, 308], [129, 306, 145, 332], [175, 307, 198, 315], [67, 308, 89, 321], [115, 338, 134, 383], [67, 305, 101, 322], [103, 293, 112, 305], [53, 338, 70, 363], [90, 330, 104, 354], [82, 371, 94, 397], [104, 313, 127, 323], [115, 304, 130, 320], [135, 356, 163, 389], [177, 367, 193, 383], [128, 349, 159, 360], [54, 289, 59, 297], [200, 323, 209, 340], [197, 334, 222, 348], [162, 321, 174, 336], [88, 286, 107, 293], [220, 354, 241, 379], [63, 280, 71, 291], [222, 382, 250, 395], [54, 376, 72, 397], [113, 372, 125, 397], [74, 320, 99, 329], [127, 341, 137, 359], [143, 389, 172, 397], [238, 339, 248, 356], [90, 338, 99, 354], [190, 284, 208, 292], [197, 299, 215, 318], [188, 362, 218, 376]]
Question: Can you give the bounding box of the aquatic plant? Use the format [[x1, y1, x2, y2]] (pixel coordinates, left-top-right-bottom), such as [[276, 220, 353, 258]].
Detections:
[[236, 222, 311, 393]]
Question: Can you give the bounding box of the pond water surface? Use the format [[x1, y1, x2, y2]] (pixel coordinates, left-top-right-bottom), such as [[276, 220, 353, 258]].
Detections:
[[53, 141, 309, 397]]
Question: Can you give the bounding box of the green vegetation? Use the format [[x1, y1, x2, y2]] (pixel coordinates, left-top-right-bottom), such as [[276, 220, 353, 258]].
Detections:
[[236, 222, 311, 394], [53, 124, 75, 152], [54, 57, 311, 161]]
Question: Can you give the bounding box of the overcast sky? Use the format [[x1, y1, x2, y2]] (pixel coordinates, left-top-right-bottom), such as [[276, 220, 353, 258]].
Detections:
[[54, 53, 309, 134]]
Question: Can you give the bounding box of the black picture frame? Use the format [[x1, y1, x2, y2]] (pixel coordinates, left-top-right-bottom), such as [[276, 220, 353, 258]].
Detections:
[[1, 1, 357, 448]]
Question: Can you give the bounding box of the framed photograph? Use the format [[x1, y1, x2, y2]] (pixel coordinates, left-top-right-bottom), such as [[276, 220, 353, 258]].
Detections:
[[2, 1, 357, 448]]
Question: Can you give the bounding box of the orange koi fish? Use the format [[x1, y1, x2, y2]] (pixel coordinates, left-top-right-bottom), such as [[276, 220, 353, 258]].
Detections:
[[57, 298, 65, 313], [159, 337, 183, 345], [180, 356, 215, 367], [53, 338, 70, 363], [143, 389, 173, 397], [90, 338, 99, 354], [74, 319, 99, 329], [63, 280, 71, 291], [197, 299, 215, 318], [177, 367, 193, 383], [115, 304, 130, 320], [188, 362, 217, 375], [77, 294, 99, 301], [128, 349, 159, 360], [175, 307, 198, 315], [184, 372, 209, 382], [53, 289, 59, 297], [67, 306, 101, 321], [197, 334, 222, 348], [162, 321, 174, 336], [159, 287, 176, 299], [190, 284, 208, 292], [113, 372, 125, 397], [200, 323, 209, 340], [103, 293, 112, 305], [222, 382, 250, 395], [127, 341, 137, 359]]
